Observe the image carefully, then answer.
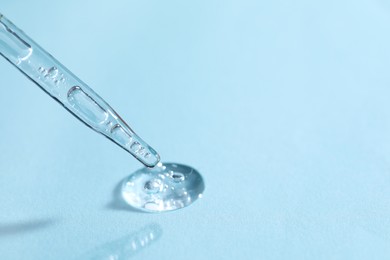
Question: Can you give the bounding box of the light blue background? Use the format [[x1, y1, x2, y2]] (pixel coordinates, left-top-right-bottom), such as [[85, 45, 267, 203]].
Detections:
[[1, 0, 390, 259]]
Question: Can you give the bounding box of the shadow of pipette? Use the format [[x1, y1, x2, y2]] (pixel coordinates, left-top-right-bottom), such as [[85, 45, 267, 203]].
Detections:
[[0, 218, 57, 237], [79, 223, 163, 259]]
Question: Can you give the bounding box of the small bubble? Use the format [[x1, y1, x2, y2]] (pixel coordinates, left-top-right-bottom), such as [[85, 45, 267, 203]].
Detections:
[[54, 76, 65, 85], [157, 173, 166, 179], [137, 147, 146, 155], [45, 67, 58, 78], [130, 142, 141, 151], [144, 178, 163, 194], [170, 172, 185, 183]]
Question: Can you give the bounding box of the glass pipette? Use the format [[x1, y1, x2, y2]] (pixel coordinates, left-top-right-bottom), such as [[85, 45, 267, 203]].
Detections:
[[0, 13, 160, 167], [1, 14, 205, 212]]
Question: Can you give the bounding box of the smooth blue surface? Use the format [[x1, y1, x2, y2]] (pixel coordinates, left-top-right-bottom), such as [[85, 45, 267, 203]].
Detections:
[[1, 0, 390, 259]]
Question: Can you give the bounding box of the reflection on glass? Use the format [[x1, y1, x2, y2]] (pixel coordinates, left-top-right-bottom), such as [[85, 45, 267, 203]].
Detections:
[[81, 224, 162, 259]]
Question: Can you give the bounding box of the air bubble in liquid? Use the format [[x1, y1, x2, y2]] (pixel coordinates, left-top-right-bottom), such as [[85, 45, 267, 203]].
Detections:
[[67, 86, 108, 126], [130, 142, 141, 151], [137, 147, 146, 156], [0, 21, 32, 64], [144, 178, 163, 194], [170, 171, 185, 183], [111, 125, 132, 147], [45, 67, 58, 78]]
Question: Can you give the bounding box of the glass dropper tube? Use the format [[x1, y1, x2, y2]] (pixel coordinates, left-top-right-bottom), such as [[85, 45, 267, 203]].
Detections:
[[0, 13, 160, 167]]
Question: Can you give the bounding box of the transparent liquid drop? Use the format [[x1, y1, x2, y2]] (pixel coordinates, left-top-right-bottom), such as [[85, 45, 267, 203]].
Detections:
[[122, 163, 205, 212]]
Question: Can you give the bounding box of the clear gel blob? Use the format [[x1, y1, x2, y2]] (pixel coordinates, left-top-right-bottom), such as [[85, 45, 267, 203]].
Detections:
[[121, 163, 205, 212]]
